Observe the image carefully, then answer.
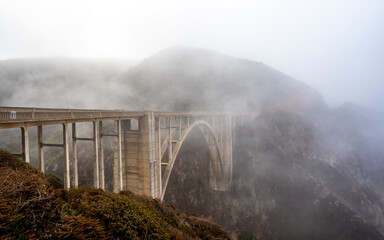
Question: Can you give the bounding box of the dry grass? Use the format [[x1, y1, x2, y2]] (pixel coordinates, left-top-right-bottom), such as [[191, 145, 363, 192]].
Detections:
[[0, 148, 230, 239], [0, 149, 60, 239]]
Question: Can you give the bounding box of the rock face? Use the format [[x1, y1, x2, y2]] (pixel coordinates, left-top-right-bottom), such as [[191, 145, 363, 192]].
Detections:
[[164, 109, 384, 239]]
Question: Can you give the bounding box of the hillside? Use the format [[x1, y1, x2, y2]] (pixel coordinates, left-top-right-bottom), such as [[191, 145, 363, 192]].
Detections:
[[119, 46, 326, 112], [0, 57, 133, 109], [0, 47, 326, 113], [165, 110, 384, 239], [0, 149, 230, 239]]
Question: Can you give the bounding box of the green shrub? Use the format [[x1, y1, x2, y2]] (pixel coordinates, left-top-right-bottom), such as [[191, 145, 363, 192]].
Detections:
[[0, 149, 230, 240], [239, 231, 254, 240], [46, 174, 64, 189], [65, 188, 170, 239]]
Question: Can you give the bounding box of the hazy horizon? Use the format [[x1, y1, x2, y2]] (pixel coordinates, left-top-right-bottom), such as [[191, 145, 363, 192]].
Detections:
[[0, 0, 383, 110]]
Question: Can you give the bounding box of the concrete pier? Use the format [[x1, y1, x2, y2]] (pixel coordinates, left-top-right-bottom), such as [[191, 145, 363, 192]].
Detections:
[[113, 120, 123, 193], [99, 121, 105, 190], [72, 123, 78, 188], [63, 123, 70, 190], [37, 126, 44, 173], [93, 121, 99, 189], [21, 126, 29, 163]]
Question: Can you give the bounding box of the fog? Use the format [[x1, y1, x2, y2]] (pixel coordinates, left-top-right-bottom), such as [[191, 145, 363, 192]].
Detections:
[[1, 2, 384, 238], [0, 0, 383, 110]]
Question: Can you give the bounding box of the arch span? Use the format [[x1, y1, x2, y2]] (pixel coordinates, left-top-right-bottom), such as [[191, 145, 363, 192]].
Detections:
[[160, 120, 225, 200], [119, 112, 234, 199]]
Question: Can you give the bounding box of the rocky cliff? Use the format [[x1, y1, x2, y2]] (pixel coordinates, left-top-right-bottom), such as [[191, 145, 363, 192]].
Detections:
[[165, 109, 384, 239]]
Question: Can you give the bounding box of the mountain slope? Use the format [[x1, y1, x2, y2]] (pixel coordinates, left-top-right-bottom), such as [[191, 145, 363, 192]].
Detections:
[[165, 110, 384, 239], [0, 47, 326, 112], [119, 46, 326, 112]]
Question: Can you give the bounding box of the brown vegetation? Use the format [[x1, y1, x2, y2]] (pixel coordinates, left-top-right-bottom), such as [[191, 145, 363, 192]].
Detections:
[[0, 148, 230, 239]]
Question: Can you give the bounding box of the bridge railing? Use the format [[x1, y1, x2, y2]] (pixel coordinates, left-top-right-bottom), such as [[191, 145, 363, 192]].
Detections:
[[0, 106, 257, 124], [0, 107, 145, 123]]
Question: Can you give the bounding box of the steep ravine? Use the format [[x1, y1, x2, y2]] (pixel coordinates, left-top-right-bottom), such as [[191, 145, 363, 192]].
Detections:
[[164, 111, 384, 240]]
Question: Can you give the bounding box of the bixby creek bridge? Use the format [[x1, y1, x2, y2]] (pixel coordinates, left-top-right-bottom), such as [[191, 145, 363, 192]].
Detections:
[[0, 107, 251, 200]]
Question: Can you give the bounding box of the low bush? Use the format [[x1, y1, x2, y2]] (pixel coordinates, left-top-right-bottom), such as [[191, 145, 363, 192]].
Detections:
[[0, 149, 230, 239]]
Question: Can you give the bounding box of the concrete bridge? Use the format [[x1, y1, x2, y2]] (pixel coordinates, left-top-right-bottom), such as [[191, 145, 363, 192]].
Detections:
[[0, 107, 249, 200]]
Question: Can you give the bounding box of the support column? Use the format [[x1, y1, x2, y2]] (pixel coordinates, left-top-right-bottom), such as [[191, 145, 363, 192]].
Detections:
[[21, 126, 30, 163], [99, 121, 105, 190], [168, 117, 172, 164], [178, 117, 182, 140], [113, 120, 123, 193], [37, 126, 44, 173], [72, 123, 78, 188], [156, 117, 162, 198], [214, 115, 233, 191], [224, 115, 233, 188], [93, 121, 99, 189], [118, 120, 123, 192], [148, 112, 157, 198], [63, 123, 70, 190]]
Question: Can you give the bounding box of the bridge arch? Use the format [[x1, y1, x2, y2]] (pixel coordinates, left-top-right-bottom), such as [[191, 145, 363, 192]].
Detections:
[[160, 120, 224, 200]]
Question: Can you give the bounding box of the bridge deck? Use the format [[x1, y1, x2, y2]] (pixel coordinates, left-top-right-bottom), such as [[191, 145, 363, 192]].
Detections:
[[0, 107, 241, 129]]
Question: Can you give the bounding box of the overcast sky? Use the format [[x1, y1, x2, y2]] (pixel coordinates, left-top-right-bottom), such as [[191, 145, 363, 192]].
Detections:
[[0, 0, 383, 109]]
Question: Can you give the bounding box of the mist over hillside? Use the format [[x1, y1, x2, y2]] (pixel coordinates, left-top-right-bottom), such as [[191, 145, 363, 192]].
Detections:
[[165, 110, 384, 239], [0, 57, 134, 109], [119, 47, 326, 112], [0, 47, 326, 113]]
